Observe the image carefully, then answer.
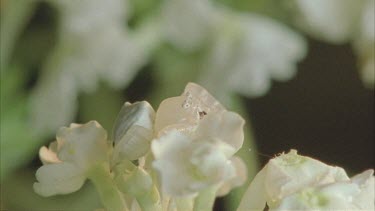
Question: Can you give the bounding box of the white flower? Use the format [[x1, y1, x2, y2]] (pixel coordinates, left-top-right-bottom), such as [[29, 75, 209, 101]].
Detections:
[[274, 170, 375, 210], [151, 83, 246, 196], [34, 121, 109, 196], [353, 0, 375, 88], [162, 0, 307, 98], [290, 0, 375, 88], [30, 0, 150, 135], [290, 0, 364, 43], [238, 150, 354, 210], [162, 0, 218, 51], [221, 14, 306, 97], [112, 101, 155, 162]]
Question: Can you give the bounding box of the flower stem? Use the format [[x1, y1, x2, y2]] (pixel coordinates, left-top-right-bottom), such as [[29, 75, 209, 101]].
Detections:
[[136, 186, 162, 211], [193, 186, 218, 211], [88, 163, 128, 211]]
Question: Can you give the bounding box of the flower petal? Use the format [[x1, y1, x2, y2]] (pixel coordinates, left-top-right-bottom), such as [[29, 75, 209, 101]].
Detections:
[[152, 130, 236, 197], [238, 167, 267, 211], [195, 111, 244, 152], [217, 156, 247, 196], [34, 163, 86, 197], [154, 83, 225, 135], [39, 146, 61, 165], [264, 150, 350, 200], [112, 101, 155, 144], [351, 169, 375, 210], [56, 121, 109, 169], [113, 125, 153, 161]]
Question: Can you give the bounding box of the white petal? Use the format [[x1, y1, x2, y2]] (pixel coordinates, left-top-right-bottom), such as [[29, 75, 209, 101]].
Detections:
[[154, 96, 196, 135], [154, 83, 225, 135], [34, 163, 86, 196], [152, 130, 235, 196], [238, 167, 267, 211], [264, 150, 350, 200], [152, 131, 198, 196], [39, 146, 61, 164], [228, 14, 307, 97], [195, 111, 244, 152], [292, 0, 363, 43], [112, 101, 155, 145], [113, 125, 153, 161], [217, 156, 247, 196], [274, 183, 359, 210], [351, 169, 375, 209], [162, 0, 218, 51], [56, 121, 109, 169]]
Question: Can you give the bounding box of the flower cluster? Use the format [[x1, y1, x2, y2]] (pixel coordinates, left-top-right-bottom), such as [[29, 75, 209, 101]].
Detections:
[[34, 83, 374, 211], [34, 83, 246, 210]]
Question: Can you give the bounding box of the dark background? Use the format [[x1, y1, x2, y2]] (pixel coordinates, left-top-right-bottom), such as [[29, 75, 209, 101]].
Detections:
[[246, 39, 374, 174]]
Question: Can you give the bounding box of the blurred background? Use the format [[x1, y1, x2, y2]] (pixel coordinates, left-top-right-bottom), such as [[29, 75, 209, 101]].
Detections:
[[1, 0, 374, 210]]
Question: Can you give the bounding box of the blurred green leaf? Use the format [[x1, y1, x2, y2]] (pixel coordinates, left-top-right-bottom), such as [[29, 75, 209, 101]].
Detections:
[[0, 0, 37, 72]]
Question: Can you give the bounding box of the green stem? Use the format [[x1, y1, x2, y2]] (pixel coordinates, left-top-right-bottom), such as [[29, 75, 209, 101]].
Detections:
[[88, 163, 128, 211], [225, 95, 260, 211], [114, 164, 161, 211], [136, 186, 162, 211], [193, 186, 218, 211], [0, 0, 37, 72], [175, 197, 194, 211]]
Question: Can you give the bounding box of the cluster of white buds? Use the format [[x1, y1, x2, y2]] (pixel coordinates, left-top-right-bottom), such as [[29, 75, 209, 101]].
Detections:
[[34, 83, 247, 211]]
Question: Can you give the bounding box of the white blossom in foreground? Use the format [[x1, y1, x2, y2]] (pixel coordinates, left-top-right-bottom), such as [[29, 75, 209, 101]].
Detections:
[[238, 150, 375, 211], [162, 0, 307, 99], [34, 121, 109, 196], [151, 83, 246, 196], [275, 170, 374, 210]]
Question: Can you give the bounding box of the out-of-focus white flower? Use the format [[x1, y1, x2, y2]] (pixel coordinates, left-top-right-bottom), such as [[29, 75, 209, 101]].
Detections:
[[162, 0, 218, 51], [151, 83, 246, 196], [34, 121, 109, 196], [30, 0, 151, 135], [207, 14, 306, 98], [290, 0, 375, 88], [112, 101, 155, 162], [238, 150, 375, 210], [291, 0, 364, 43], [353, 0, 375, 88], [162, 0, 307, 98]]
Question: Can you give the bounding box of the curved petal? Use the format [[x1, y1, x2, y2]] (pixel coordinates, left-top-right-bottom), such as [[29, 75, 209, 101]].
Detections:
[[152, 130, 236, 197], [217, 156, 247, 196], [34, 163, 86, 197], [57, 121, 109, 169], [113, 125, 153, 161], [351, 169, 375, 210], [238, 167, 267, 211], [265, 150, 350, 200], [39, 146, 61, 164], [155, 83, 226, 135], [112, 101, 155, 144], [195, 111, 244, 152]]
